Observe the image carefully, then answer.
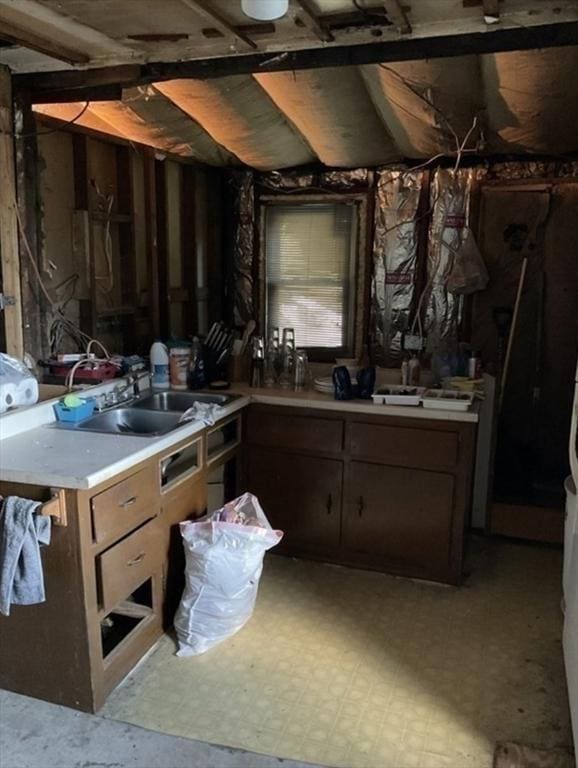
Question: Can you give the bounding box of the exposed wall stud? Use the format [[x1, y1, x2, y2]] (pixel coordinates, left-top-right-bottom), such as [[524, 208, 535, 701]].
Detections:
[[0, 65, 24, 357]]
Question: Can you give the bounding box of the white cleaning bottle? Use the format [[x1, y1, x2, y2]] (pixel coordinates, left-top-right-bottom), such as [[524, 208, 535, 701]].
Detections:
[[150, 340, 169, 390]]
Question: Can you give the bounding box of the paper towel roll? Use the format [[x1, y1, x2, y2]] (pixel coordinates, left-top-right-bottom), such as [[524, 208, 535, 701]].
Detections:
[[0, 382, 18, 413], [16, 377, 39, 407]]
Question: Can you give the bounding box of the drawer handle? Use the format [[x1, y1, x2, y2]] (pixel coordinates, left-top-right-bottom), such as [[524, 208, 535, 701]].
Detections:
[[119, 496, 137, 508], [127, 552, 146, 567], [326, 494, 332, 515], [357, 496, 364, 518]]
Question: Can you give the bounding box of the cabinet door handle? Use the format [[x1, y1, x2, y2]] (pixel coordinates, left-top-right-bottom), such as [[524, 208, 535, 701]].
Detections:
[[357, 496, 364, 518], [326, 494, 332, 515], [120, 496, 137, 508], [127, 552, 146, 567]]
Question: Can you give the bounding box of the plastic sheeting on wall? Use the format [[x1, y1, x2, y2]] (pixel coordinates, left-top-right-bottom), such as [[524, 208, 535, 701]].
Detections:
[[370, 169, 423, 366], [424, 167, 487, 351]]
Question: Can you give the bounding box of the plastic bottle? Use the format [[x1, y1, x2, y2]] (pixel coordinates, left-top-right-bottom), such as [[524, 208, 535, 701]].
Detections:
[[468, 351, 482, 380], [150, 340, 169, 390], [401, 357, 410, 386], [408, 354, 421, 386]]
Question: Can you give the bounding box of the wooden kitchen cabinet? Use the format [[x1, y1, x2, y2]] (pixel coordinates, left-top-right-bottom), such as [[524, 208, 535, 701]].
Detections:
[[246, 446, 342, 555], [0, 412, 241, 713], [245, 404, 476, 585], [343, 462, 455, 580]]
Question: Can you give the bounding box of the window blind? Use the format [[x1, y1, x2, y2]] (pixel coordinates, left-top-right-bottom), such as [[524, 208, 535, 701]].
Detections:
[[265, 203, 356, 349]]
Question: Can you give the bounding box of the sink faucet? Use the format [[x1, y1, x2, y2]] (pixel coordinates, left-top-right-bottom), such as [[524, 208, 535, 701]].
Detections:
[[119, 372, 149, 399], [96, 372, 149, 412]]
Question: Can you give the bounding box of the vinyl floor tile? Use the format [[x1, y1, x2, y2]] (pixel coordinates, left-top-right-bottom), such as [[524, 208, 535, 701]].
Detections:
[[102, 539, 571, 768]]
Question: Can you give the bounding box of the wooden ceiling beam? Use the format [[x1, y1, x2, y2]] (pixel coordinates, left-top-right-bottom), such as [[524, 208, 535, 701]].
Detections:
[[293, 0, 335, 43], [383, 0, 412, 34], [15, 20, 578, 100], [0, 19, 90, 64], [178, 0, 257, 50]]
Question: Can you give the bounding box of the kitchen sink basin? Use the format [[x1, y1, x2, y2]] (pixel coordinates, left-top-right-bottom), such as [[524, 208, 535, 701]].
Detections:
[[61, 407, 183, 437], [133, 391, 237, 412]]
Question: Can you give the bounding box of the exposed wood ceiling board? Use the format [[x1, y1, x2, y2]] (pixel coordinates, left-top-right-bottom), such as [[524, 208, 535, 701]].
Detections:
[[122, 84, 239, 166], [0, 19, 90, 63], [382, 0, 412, 34], [155, 76, 316, 171], [13, 9, 578, 87], [292, 0, 335, 42], [178, 0, 257, 51], [481, 46, 578, 154], [361, 56, 483, 158], [0, 0, 132, 59], [35, 0, 209, 38], [254, 67, 399, 166]]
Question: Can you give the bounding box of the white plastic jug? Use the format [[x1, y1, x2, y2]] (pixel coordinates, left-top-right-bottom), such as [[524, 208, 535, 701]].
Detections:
[[150, 341, 169, 390]]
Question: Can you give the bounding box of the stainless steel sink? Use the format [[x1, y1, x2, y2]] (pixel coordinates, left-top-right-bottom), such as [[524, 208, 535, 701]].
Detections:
[[133, 391, 236, 412], [60, 407, 183, 437]]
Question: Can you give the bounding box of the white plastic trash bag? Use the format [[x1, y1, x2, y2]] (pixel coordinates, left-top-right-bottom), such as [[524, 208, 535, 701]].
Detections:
[[174, 493, 282, 657]]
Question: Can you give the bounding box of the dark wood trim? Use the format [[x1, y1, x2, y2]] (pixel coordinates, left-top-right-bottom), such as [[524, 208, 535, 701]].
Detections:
[[115, 145, 137, 351], [16, 21, 578, 99], [143, 151, 160, 338], [154, 160, 169, 338], [30, 85, 122, 104], [257, 191, 370, 360], [412, 169, 431, 335], [180, 164, 196, 336]]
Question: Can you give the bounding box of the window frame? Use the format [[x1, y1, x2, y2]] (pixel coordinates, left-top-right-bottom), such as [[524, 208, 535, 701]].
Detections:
[[258, 192, 370, 363]]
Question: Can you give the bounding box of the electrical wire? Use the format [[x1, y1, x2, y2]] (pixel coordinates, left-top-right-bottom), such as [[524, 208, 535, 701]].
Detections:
[[11, 102, 91, 140]]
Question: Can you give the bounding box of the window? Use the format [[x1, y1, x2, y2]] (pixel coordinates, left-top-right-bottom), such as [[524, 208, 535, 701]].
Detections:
[[265, 203, 357, 353]]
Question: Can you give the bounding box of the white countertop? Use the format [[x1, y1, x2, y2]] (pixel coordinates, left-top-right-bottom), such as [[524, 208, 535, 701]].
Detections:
[[243, 385, 480, 423], [0, 382, 478, 491]]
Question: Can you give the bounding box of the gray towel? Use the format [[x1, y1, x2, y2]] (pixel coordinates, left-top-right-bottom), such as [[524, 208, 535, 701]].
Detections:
[[0, 496, 51, 616]]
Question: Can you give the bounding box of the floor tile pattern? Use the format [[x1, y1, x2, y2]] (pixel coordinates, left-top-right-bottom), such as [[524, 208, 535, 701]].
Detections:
[[103, 539, 572, 768]]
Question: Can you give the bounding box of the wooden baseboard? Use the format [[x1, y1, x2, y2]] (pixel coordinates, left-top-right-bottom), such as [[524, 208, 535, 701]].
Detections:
[[490, 502, 564, 544]]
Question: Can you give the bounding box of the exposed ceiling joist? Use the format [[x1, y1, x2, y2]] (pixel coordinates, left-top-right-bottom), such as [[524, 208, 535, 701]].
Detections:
[[178, 0, 257, 51], [15, 19, 578, 100], [383, 0, 412, 35], [0, 18, 90, 64], [293, 0, 334, 43]]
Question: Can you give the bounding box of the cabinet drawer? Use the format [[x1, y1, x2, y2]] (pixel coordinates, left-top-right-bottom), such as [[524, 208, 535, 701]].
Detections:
[[98, 518, 161, 613], [91, 468, 158, 545], [247, 409, 343, 454], [347, 422, 459, 470]]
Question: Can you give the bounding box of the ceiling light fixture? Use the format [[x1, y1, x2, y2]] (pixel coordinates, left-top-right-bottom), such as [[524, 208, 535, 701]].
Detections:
[[241, 0, 289, 22]]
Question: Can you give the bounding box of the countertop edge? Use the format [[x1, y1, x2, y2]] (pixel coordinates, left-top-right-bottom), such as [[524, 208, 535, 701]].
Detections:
[[0, 390, 478, 491]]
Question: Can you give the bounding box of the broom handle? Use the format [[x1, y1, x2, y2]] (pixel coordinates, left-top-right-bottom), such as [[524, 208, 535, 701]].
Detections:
[[499, 257, 528, 412]]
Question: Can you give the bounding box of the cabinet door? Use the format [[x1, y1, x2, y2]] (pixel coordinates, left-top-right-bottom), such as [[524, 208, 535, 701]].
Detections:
[[247, 447, 342, 555], [344, 462, 455, 578]]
